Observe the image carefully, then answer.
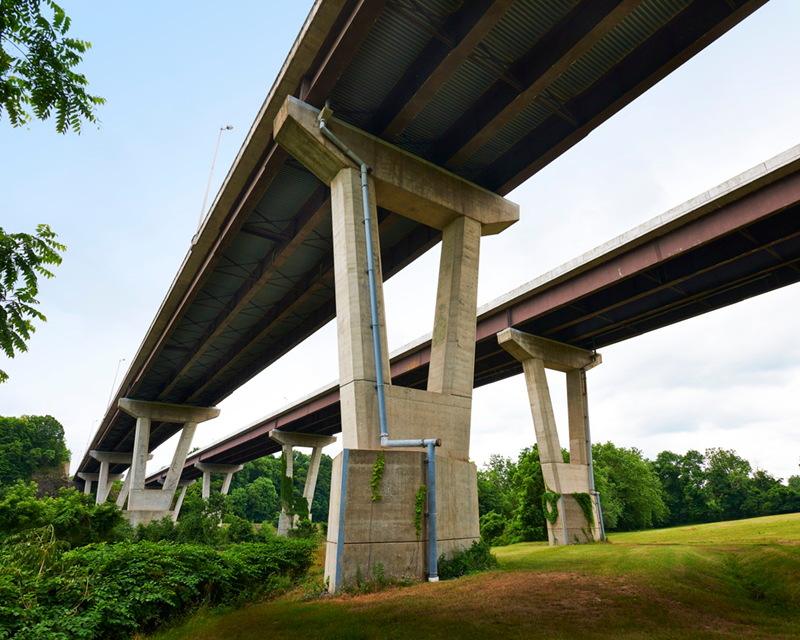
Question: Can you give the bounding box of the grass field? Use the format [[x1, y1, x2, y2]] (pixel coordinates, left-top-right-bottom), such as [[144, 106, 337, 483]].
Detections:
[[146, 513, 800, 639]]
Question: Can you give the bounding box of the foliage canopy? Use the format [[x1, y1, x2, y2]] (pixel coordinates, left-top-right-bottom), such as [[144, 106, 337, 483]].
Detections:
[[0, 0, 104, 133], [0, 226, 65, 382]]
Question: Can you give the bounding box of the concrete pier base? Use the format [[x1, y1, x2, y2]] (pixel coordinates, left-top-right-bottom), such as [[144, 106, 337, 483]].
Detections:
[[325, 449, 478, 591]]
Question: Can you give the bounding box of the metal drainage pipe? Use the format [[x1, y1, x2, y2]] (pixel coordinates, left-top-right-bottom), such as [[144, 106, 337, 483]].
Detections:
[[317, 104, 441, 581]]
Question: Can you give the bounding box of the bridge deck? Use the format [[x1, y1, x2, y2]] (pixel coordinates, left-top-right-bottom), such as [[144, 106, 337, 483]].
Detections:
[[78, 0, 768, 478], [146, 144, 800, 484]]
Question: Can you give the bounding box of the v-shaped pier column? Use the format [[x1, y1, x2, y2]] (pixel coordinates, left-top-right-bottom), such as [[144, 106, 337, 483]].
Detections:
[[275, 96, 518, 589], [117, 398, 220, 526], [498, 329, 604, 545], [269, 430, 337, 536]]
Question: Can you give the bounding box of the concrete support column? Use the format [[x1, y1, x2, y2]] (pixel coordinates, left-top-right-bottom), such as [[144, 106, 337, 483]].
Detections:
[[303, 445, 323, 514], [269, 430, 337, 536], [129, 416, 151, 497], [269, 429, 336, 536], [202, 470, 211, 500], [194, 462, 244, 500], [77, 471, 124, 499], [171, 479, 195, 522], [272, 95, 519, 589], [331, 167, 390, 451], [96, 460, 110, 503], [162, 422, 198, 495], [498, 329, 603, 545], [277, 444, 294, 537], [221, 471, 235, 495], [116, 470, 131, 508], [117, 399, 220, 526], [428, 215, 482, 399]]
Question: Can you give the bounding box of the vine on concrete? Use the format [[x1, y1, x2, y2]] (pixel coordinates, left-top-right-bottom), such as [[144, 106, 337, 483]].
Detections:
[[371, 451, 385, 502], [572, 492, 594, 528], [280, 450, 293, 512], [279, 450, 309, 520], [542, 489, 561, 525], [414, 484, 427, 539]]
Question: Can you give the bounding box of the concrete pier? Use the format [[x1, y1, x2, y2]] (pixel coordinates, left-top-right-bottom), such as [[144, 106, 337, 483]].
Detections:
[[195, 462, 244, 499], [498, 329, 603, 545], [268, 430, 336, 536], [117, 398, 220, 526], [274, 96, 518, 589]]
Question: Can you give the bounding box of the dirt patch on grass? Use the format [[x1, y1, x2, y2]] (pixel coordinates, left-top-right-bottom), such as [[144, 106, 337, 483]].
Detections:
[[341, 571, 768, 637]]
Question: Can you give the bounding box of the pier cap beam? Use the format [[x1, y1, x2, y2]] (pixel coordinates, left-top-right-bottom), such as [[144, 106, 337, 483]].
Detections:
[[194, 462, 244, 475], [118, 399, 220, 424], [274, 95, 519, 235], [497, 328, 601, 372], [268, 430, 337, 448]]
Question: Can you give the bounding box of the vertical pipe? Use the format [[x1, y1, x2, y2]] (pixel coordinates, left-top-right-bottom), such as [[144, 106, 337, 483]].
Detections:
[[427, 442, 438, 581], [560, 495, 568, 544], [359, 162, 389, 439], [318, 115, 388, 440]]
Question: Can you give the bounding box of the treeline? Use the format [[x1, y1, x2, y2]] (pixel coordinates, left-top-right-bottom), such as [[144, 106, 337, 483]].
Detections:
[[478, 442, 800, 546]]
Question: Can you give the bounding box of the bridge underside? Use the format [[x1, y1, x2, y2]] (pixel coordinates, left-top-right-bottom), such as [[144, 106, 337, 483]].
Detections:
[[78, 0, 769, 482], [144, 145, 800, 483]]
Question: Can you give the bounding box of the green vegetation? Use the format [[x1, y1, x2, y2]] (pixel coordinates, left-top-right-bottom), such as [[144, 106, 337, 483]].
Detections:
[[0, 415, 69, 485], [1, 0, 104, 133], [478, 442, 800, 546], [437, 540, 497, 580], [148, 513, 800, 640], [0, 222, 65, 383], [371, 451, 385, 501], [414, 484, 426, 539], [0, 536, 315, 639], [0, 477, 318, 639]]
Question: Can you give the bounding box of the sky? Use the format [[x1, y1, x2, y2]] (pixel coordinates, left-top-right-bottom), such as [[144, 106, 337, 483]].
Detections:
[[1, 1, 799, 482]]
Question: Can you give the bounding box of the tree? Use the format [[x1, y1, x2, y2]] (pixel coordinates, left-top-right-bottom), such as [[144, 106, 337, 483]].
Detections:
[[704, 447, 752, 521], [592, 442, 668, 531], [0, 415, 70, 485], [0, 224, 65, 382], [1, 0, 104, 133]]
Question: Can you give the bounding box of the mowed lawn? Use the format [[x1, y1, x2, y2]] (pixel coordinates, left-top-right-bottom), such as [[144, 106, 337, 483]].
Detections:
[[147, 513, 800, 640]]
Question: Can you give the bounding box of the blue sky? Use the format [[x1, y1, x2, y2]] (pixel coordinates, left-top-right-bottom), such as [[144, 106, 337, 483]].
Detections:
[[2, 1, 799, 480]]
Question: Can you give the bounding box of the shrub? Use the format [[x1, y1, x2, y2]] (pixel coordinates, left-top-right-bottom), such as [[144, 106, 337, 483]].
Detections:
[[0, 537, 316, 639], [438, 541, 498, 580]]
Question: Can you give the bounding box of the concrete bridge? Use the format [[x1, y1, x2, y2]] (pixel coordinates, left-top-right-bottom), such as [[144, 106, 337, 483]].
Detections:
[[74, 0, 779, 589]]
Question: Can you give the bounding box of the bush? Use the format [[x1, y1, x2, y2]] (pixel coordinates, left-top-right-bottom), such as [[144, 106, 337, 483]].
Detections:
[[0, 537, 316, 639], [438, 540, 498, 580], [479, 510, 506, 546], [0, 482, 130, 546]]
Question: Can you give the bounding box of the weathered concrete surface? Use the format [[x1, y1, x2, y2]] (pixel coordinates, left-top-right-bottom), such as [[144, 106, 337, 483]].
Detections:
[[117, 398, 221, 525], [274, 96, 519, 235], [325, 450, 479, 591], [274, 97, 516, 589], [498, 329, 603, 544]]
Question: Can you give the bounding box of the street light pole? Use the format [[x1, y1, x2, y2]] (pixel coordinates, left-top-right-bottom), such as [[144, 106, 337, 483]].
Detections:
[[197, 125, 233, 231]]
